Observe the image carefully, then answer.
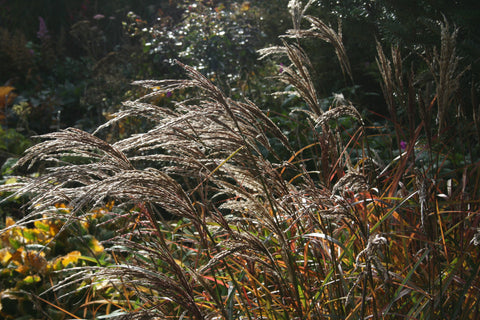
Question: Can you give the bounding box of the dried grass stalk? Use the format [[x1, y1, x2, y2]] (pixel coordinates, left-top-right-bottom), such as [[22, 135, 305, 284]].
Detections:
[[302, 15, 352, 81], [315, 104, 363, 128], [424, 19, 469, 134], [260, 40, 321, 116], [287, 0, 315, 33]]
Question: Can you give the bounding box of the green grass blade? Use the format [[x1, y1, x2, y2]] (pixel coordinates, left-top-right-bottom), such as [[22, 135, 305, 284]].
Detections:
[[382, 247, 430, 316]]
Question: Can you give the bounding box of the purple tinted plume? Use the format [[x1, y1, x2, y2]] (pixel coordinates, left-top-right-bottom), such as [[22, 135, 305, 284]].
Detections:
[[37, 16, 49, 39]]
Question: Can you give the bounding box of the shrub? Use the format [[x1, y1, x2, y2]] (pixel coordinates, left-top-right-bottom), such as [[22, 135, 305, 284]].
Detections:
[[0, 205, 110, 319], [1, 1, 479, 319]]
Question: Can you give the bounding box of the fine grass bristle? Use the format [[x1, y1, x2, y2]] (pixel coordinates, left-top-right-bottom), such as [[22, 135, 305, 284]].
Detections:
[[1, 2, 479, 320]]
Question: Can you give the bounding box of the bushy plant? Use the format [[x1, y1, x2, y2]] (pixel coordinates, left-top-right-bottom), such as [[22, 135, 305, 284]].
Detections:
[[1, 1, 479, 319], [0, 0, 165, 134], [124, 1, 283, 102], [0, 204, 111, 319]]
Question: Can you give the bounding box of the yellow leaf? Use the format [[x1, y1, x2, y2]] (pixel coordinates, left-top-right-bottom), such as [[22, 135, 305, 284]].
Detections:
[[49, 257, 64, 271], [0, 248, 12, 265], [89, 238, 104, 254], [61, 251, 81, 267], [22, 275, 41, 284], [34, 220, 50, 232], [174, 258, 185, 268], [80, 221, 90, 230], [49, 223, 60, 236], [4, 177, 17, 185], [241, 1, 251, 11], [5, 217, 15, 227]]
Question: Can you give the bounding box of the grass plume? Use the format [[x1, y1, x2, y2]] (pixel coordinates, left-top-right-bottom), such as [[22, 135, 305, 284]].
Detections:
[[1, 3, 479, 320]]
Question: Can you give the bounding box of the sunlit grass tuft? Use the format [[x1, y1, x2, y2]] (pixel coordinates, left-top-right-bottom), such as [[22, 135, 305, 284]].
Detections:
[[1, 1, 479, 319]]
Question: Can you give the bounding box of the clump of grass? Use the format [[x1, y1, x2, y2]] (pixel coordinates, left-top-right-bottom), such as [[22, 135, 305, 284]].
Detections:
[[1, 1, 479, 319]]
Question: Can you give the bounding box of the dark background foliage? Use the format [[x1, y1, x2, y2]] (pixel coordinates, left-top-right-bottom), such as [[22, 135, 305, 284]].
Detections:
[[1, 1, 480, 319], [1, 0, 479, 130], [0, 0, 478, 187]]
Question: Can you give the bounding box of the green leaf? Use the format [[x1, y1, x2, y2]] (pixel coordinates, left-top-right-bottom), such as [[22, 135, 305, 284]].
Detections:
[[22, 229, 37, 241], [8, 238, 22, 250], [383, 248, 430, 316]]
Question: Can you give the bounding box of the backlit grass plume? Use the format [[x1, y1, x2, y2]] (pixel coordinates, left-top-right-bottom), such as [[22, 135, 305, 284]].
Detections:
[[1, 2, 479, 319]]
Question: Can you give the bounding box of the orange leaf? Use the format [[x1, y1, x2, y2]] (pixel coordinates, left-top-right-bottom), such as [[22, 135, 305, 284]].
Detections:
[[0, 86, 17, 109]]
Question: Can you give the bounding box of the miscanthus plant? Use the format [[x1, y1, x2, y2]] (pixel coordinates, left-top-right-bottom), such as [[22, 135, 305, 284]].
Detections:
[[2, 1, 479, 319]]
